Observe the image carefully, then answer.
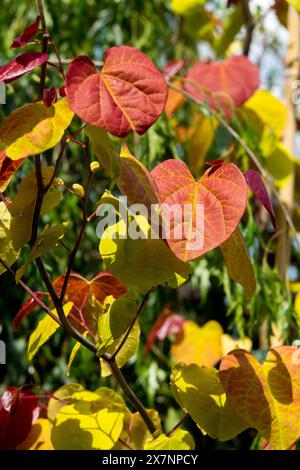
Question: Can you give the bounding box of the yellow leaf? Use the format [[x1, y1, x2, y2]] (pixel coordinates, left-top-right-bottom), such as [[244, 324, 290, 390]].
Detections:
[[264, 143, 294, 186], [114, 410, 162, 450], [244, 90, 287, 138], [221, 334, 252, 356], [0, 201, 20, 276], [99, 214, 191, 294], [144, 429, 194, 450], [171, 363, 248, 441], [0, 98, 74, 160], [188, 114, 217, 174], [171, 320, 223, 367], [220, 227, 256, 300], [48, 383, 85, 421], [27, 302, 73, 361], [287, 0, 300, 12], [67, 337, 87, 376], [17, 418, 54, 450], [9, 166, 62, 249], [171, 0, 205, 15]]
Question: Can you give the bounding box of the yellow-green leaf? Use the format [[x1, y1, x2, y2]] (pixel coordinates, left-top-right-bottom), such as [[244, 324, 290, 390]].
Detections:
[[27, 301, 73, 361], [97, 292, 139, 354], [188, 114, 217, 174], [99, 321, 141, 377], [0, 98, 74, 160], [0, 201, 20, 276], [244, 90, 287, 138], [144, 429, 195, 450], [85, 125, 120, 179], [265, 143, 294, 186], [9, 166, 62, 249], [220, 227, 256, 300], [16, 222, 69, 281], [171, 363, 248, 441], [99, 214, 192, 294], [170, 0, 205, 15]]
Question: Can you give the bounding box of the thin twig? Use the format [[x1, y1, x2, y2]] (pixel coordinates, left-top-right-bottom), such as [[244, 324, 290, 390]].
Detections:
[[166, 413, 189, 437], [241, 0, 255, 56], [0, 256, 61, 326]]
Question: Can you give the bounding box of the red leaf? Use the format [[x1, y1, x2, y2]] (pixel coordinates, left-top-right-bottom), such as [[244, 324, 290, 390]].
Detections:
[[0, 387, 40, 450], [43, 87, 57, 107], [13, 292, 47, 331], [59, 85, 66, 97], [0, 149, 25, 192], [0, 51, 48, 84], [151, 159, 248, 261], [65, 46, 168, 137], [11, 16, 40, 48], [245, 169, 276, 229], [145, 306, 184, 355], [162, 60, 185, 81], [53, 271, 126, 333], [184, 56, 259, 116]]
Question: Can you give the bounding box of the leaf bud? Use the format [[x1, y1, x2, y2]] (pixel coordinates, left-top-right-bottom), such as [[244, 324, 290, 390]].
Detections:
[[90, 161, 101, 173], [72, 183, 85, 199]]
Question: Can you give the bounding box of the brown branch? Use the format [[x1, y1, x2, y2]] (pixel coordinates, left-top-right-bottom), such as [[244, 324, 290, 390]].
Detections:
[[241, 0, 255, 56], [166, 413, 189, 437]]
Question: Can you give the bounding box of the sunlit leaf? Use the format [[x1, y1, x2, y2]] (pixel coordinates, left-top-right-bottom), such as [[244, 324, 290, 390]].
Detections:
[[0, 201, 20, 276], [171, 320, 223, 367], [99, 214, 192, 293], [65, 46, 167, 137], [0, 98, 74, 160], [220, 346, 300, 450], [171, 364, 248, 441], [85, 125, 120, 179], [220, 227, 256, 300], [244, 90, 287, 137], [27, 302, 73, 361], [151, 160, 248, 262], [0, 150, 24, 192], [0, 51, 48, 83], [144, 429, 195, 450], [17, 418, 54, 450]]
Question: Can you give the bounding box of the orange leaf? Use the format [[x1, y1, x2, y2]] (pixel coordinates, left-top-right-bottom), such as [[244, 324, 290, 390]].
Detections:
[[53, 272, 126, 333], [151, 159, 248, 261], [220, 346, 300, 450]]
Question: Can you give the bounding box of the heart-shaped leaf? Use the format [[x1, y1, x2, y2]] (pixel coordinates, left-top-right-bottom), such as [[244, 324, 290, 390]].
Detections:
[[220, 346, 300, 450], [184, 56, 259, 115], [0, 98, 73, 160], [65, 46, 168, 137], [0, 51, 48, 83], [171, 364, 248, 441], [151, 159, 248, 261]]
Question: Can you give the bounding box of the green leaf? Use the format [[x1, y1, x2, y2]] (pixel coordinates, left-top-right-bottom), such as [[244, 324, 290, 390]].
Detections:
[[171, 363, 248, 441], [99, 321, 141, 377], [215, 4, 245, 57], [9, 166, 62, 250], [264, 143, 294, 186], [144, 429, 195, 450], [99, 214, 192, 294], [27, 302, 73, 361], [0, 201, 20, 276], [220, 227, 256, 300], [16, 222, 70, 282], [97, 292, 139, 354], [85, 125, 120, 179]]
